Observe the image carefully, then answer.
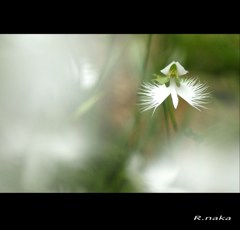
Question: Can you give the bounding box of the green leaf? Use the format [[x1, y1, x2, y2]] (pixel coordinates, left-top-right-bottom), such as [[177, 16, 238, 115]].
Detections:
[[152, 74, 170, 85], [73, 93, 103, 119]]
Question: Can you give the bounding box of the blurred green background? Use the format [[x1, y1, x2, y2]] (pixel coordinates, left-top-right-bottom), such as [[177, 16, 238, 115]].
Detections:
[[0, 34, 239, 192]]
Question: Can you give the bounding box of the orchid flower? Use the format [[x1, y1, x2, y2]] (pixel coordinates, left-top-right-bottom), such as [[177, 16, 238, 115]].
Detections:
[[139, 61, 210, 114]]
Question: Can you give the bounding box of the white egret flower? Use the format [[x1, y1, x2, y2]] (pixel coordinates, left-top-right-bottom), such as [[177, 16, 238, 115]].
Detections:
[[160, 61, 188, 76], [139, 61, 210, 113]]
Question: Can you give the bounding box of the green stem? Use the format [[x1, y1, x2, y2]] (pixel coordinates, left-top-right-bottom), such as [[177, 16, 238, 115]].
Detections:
[[127, 34, 153, 150], [167, 97, 178, 131], [94, 35, 115, 90], [138, 108, 156, 150], [142, 34, 153, 81], [162, 101, 170, 139]]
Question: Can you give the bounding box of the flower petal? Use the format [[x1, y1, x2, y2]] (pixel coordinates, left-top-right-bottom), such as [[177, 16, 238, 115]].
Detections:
[[169, 79, 179, 109], [138, 82, 171, 114], [175, 61, 188, 76], [161, 61, 188, 76], [160, 61, 176, 75], [176, 78, 210, 110]]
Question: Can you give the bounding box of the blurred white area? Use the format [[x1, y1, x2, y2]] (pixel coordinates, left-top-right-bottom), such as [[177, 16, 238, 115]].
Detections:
[[21, 129, 87, 191], [127, 153, 185, 192], [0, 34, 111, 191], [172, 139, 239, 192], [68, 57, 98, 89], [128, 137, 239, 192]]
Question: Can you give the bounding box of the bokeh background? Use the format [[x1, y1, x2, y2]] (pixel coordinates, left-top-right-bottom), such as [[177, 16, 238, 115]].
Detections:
[[0, 34, 239, 192]]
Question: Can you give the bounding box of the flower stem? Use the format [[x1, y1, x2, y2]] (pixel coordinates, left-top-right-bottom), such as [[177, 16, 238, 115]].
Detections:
[[94, 35, 115, 90], [127, 34, 153, 150], [162, 100, 170, 139], [167, 97, 178, 132], [142, 34, 153, 81]]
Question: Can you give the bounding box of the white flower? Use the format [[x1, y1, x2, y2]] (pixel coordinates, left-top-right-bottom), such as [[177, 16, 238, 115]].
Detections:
[[161, 61, 188, 76], [138, 62, 210, 113]]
